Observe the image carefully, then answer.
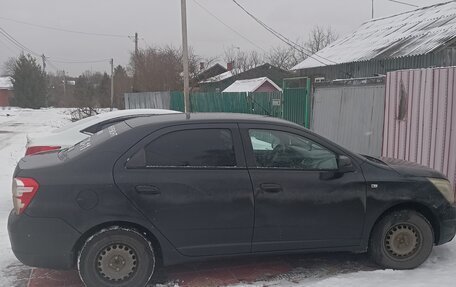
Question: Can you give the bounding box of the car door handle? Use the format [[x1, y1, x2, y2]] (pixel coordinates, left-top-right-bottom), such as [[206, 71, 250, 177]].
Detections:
[[135, 185, 161, 195], [260, 183, 283, 193]]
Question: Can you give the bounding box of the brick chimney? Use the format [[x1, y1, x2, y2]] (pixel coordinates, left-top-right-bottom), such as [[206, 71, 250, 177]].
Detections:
[[227, 62, 234, 71], [200, 62, 205, 71]]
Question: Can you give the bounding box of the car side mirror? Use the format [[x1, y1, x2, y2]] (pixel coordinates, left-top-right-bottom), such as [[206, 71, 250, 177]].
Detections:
[[338, 155, 355, 173]]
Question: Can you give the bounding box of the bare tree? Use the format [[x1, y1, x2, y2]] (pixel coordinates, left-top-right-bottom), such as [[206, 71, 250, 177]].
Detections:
[[1, 57, 16, 76], [223, 47, 264, 74], [130, 45, 213, 92], [305, 26, 338, 54], [265, 46, 300, 70]]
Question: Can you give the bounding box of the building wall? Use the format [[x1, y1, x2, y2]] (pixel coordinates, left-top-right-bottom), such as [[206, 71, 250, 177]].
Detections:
[[254, 81, 280, 93], [383, 67, 456, 191], [0, 89, 12, 106], [312, 78, 385, 156], [298, 48, 456, 81]]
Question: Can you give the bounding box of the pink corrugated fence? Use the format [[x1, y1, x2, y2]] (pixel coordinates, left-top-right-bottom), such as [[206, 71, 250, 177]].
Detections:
[[383, 67, 456, 191]]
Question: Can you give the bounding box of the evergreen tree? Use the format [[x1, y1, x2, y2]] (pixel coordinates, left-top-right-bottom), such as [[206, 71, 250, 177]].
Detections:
[[97, 73, 111, 108], [11, 54, 47, 108]]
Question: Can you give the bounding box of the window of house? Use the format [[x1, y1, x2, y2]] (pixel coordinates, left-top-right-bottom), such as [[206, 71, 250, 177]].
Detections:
[[248, 129, 338, 170]]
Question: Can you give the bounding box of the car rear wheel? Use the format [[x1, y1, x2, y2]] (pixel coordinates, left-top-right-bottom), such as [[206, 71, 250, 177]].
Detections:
[[369, 209, 434, 269], [78, 227, 155, 287]]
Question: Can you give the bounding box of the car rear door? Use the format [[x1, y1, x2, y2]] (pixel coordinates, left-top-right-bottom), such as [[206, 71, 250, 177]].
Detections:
[[113, 123, 254, 256], [239, 124, 366, 252]]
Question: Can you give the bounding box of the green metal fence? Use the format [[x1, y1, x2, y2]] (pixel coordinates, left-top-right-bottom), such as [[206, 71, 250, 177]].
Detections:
[[169, 87, 310, 127]]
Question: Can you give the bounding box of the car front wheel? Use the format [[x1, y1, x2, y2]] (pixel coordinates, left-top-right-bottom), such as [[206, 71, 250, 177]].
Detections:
[[78, 227, 155, 287], [369, 209, 434, 269]]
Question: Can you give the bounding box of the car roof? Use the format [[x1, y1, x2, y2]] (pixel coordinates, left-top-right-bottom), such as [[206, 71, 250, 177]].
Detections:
[[51, 109, 181, 134], [126, 113, 302, 128], [93, 109, 181, 120]]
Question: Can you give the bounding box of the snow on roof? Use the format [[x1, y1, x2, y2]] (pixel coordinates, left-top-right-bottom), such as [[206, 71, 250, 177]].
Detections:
[[222, 77, 282, 93], [200, 70, 233, 83], [293, 1, 456, 70], [0, 76, 13, 90]]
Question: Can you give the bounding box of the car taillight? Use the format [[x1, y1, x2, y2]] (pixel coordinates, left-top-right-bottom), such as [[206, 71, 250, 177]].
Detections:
[[25, 146, 61, 156], [12, 177, 39, 215]]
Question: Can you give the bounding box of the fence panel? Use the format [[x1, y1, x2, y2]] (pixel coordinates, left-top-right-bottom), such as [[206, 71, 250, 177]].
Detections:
[[384, 67, 456, 192], [282, 88, 309, 127], [126, 89, 308, 126], [312, 81, 385, 156], [124, 91, 171, 109]]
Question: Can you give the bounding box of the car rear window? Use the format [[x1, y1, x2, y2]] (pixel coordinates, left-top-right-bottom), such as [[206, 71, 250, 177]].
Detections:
[[58, 121, 129, 159]]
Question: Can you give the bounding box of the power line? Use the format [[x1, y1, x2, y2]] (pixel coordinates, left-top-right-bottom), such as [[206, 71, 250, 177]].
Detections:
[[231, 0, 337, 66], [0, 26, 41, 56], [0, 36, 18, 54], [49, 58, 111, 64], [0, 26, 111, 73], [0, 16, 130, 38], [191, 0, 266, 52], [46, 60, 61, 72], [386, 0, 419, 8]]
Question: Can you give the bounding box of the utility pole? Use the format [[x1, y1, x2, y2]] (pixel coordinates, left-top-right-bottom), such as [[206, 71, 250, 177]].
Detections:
[[372, 0, 374, 18], [41, 54, 46, 72], [110, 58, 114, 111], [181, 0, 190, 113], [63, 70, 66, 102], [132, 32, 139, 92], [42, 54, 48, 107]]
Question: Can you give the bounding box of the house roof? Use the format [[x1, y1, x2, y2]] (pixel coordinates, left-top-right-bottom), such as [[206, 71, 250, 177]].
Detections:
[[200, 70, 233, 83], [293, 1, 456, 70], [222, 77, 282, 93], [0, 76, 13, 90]]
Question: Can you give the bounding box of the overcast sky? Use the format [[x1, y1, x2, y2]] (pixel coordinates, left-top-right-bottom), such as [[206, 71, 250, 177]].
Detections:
[[0, 0, 446, 76]]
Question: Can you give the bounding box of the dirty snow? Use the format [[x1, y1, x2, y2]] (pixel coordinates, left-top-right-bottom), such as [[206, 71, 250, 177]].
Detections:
[[0, 108, 455, 287]]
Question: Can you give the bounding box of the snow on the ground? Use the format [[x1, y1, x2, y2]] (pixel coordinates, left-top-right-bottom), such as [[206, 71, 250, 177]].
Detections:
[[0, 108, 71, 286], [0, 108, 455, 287]]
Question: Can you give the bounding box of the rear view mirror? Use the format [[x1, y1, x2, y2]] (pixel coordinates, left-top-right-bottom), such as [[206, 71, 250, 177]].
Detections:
[[338, 155, 355, 173]]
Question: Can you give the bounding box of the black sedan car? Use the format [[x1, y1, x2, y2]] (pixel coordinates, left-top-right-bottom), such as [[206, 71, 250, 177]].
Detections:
[[8, 113, 456, 287]]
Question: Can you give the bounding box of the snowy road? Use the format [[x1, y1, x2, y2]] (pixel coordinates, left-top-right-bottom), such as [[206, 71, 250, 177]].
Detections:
[[0, 108, 70, 286], [0, 108, 455, 287]]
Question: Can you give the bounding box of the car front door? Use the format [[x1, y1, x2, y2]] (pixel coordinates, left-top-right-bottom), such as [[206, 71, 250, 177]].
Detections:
[[239, 124, 366, 252], [114, 124, 254, 256]]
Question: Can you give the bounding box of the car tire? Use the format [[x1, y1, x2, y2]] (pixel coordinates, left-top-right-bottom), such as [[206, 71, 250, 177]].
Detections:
[[78, 227, 155, 287], [369, 209, 434, 269]]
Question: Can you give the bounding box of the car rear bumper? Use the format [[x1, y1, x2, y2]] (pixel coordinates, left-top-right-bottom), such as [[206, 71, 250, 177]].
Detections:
[[436, 205, 456, 245], [8, 210, 81, 269]]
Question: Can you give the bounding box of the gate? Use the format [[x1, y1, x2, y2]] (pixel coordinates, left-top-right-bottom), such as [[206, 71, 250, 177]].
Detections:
[[312, 77, 386, 156]]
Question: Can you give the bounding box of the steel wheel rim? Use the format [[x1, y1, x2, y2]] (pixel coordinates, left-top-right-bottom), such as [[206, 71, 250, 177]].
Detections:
[[384, 223, 422, 260], [96, 243, 138, 282]]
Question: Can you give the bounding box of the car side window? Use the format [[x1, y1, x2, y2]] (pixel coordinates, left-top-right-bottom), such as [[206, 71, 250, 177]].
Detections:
[[138, 129, 236, 168], [248, 129, 338, 170]]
